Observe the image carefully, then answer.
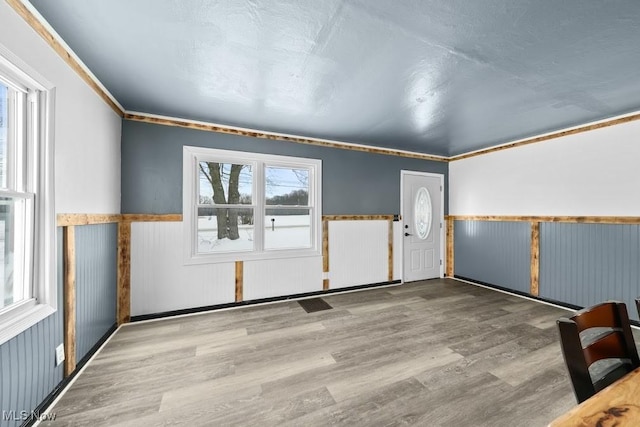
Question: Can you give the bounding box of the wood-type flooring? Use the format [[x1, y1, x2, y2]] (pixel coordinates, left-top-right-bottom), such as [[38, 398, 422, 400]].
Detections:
[[41, 279, 580, 426]]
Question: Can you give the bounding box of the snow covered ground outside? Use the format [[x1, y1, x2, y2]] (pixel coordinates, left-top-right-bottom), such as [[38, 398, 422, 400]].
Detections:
[[198, 215, 311, 252]]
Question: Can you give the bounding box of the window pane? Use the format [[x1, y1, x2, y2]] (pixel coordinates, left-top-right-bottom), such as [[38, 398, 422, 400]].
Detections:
[[199, 162, 252, 205], [0, 197, 26, 309], [265, 167, 309, 206], [264, 208, 311, 250], [0, 84, 7, 189], [197, 207, 254, 253]]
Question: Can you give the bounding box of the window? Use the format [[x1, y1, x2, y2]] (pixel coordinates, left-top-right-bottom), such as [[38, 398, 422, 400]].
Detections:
[[184, 147, 321, 262], [0, 46, 55, 345]]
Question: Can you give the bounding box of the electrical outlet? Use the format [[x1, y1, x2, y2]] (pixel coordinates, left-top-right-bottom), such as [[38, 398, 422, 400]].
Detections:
[[55, 344, 65, 366]]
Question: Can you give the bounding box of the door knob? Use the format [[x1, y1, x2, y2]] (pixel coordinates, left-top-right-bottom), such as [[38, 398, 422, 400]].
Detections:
[[404, 232, 412, 236]]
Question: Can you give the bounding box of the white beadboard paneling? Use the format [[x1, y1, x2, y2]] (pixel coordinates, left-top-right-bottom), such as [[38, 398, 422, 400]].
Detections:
[[450, 119, 640, 216], [328, 220, 389, 289], [393, 221, 402, 281], [243, 257, 323, 301], [130, 222, 235, 316]]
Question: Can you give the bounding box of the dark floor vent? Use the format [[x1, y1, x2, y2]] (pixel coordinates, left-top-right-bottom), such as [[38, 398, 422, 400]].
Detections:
[[298, 297, 333, 313]]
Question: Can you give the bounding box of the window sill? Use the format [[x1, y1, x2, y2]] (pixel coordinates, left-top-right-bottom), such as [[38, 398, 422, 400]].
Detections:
[[0, 302, 56, 346]]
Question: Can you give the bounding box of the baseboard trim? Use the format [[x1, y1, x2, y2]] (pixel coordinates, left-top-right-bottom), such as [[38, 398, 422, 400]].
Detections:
[[452, 275, 640, 328], [22, 324, 118, 427], [454, 275, 583, 309], [130, 280, 402, 322]]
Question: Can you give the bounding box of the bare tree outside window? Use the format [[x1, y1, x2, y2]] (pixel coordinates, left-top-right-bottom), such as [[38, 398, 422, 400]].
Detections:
[[199, 162, 251, 240], [186, 147, 321, 258]]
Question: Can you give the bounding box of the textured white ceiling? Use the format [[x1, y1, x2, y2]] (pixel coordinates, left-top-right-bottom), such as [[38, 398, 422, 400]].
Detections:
[[28, 0, 640, 156]]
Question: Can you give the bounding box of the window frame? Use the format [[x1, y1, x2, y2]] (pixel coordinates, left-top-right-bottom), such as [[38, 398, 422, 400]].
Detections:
[[0, 44, 56, 346], [183, 146, 322, 264]]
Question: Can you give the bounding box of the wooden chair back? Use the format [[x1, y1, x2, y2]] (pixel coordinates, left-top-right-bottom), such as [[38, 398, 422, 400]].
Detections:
[[557, 301, 640, 403]]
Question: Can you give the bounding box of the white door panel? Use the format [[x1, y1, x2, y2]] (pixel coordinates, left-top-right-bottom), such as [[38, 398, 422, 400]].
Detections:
[[425, 249, 435, 268], [410, 250, 421, 271], [402, 172, 443, 282]]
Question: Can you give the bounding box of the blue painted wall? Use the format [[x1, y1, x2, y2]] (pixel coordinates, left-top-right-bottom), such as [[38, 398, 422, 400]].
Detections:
[[75, 224, 118, 362], [540, 222, 640, 321], [0, 224, 119, 426], [121, 120, 449, 215], [453, 220, 640, 322], [0, 229, 64, 427], [454, 221, 531, 294]]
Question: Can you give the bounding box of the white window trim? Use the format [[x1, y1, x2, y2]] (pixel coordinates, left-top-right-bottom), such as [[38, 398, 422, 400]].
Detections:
[[0, 44, 56, 346], [183, 146, 322, 264]]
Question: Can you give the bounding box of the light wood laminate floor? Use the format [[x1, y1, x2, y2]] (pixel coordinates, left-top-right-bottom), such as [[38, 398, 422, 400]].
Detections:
[[42, 279, 579, 426]]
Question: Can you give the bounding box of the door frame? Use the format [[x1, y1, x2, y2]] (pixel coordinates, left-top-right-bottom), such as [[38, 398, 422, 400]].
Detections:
[[400, 170, 445, 282]]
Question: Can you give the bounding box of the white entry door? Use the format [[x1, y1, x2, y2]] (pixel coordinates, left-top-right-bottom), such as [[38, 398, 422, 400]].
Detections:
[[402, 171, 443, 282]]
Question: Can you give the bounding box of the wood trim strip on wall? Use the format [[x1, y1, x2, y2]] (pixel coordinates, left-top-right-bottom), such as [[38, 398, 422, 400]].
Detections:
[[57, 214, 121, 227], [235, 261, 243, 302], [388, 220, 394, 281], [530, 222, 540, 297], [59, 213, 640, 227], [128, 111, 640, 163], [6, 0, 124, 117], [449, 112, 640, 162], [121, 214, 183, 222], [322, 215, 395, 221], [322, 220, 329, 290], [117, 221, 131, 325], [60, 213, 397, 223], [62, 226, 76, 377], [125, 113, 448, 163], [446, 218, 454, 277], [56, 213, 183, 226], [448, 215, 640, 224]]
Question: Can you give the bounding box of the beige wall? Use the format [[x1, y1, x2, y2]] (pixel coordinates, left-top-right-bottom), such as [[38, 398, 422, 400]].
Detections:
[[450, 118, 640, 216], [0, 1, 121, 214]]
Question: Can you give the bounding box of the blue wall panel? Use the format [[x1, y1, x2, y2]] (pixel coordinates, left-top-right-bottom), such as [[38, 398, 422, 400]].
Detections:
[[539, 222, 640, 321], [454, 221, 531, 294], [121, 120, 449, 215], [0, 228, 64, 427], [75, 223, 118, 362]]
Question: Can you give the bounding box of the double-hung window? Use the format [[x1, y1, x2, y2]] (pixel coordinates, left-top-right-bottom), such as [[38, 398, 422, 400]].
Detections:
[[0, 47, 55, 345], [183, 147, 321, 263]]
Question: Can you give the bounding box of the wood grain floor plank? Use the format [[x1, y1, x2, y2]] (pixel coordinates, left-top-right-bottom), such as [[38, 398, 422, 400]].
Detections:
[[326, 346, 463, 402], [159, 352, 336, 411], [44, 279, 576, 426], [489, 343, 566, 386], [88, 344, 197, 369], [40, 394, 163, 427], [281, 377, 428, 427], [201, 386, 336, 426], [466, 368, 574, 427], [415, 339, 539, 392], [195, 321, 325, 357]]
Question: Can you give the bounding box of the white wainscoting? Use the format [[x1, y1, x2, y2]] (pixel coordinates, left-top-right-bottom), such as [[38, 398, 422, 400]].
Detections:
[[393, 221, 402, 281], [130, 222, 235, 316], [328, 220, 389, 289], [131, 219, 398, 316], [243, 257, 323, 301]]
